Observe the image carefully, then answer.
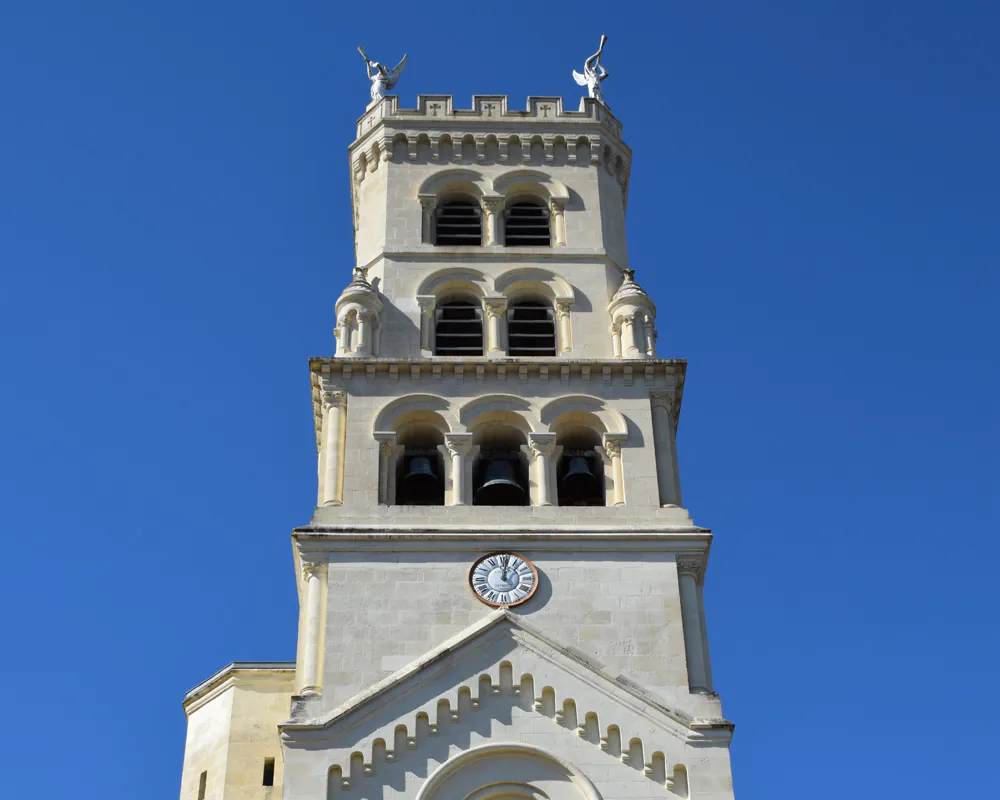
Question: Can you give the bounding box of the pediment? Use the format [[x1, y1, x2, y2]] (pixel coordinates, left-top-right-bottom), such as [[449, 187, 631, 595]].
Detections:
[[281, 611, 730, 797]]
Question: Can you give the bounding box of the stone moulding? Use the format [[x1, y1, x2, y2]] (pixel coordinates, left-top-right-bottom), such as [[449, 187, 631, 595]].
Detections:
[[182, 662, 296, 715]]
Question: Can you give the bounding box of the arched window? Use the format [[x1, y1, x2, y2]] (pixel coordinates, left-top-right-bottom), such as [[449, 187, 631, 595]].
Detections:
[[395, 425, 445, 506], [473, 427, 529, 506], [556, 427, 605, 506], [507, 300, 556, 356], [435, 200, 482, 245], [504, 200, 550, 246], [435, 298, 484, 356]]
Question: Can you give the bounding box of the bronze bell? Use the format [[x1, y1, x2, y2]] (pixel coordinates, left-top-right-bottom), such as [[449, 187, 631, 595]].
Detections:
[[399, 456, 441, 504], [474, 458, 526, 506], [560, 456, 599, 504]]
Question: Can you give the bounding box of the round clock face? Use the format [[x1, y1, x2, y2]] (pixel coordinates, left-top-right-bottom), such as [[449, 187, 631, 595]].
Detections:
[[469, 552, 538, 607]]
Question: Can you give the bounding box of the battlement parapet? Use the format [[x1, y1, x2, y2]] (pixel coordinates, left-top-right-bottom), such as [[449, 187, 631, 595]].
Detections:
[[349, 95, 631, 200], [356, 95, 624, 140]]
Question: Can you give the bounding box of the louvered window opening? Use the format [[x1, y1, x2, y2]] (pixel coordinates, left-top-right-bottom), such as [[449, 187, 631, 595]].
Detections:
[[508, 303, 556, 356], [435, 302, 484, 355], [505, 202, 550, 246], [435, 202, 482, 245]]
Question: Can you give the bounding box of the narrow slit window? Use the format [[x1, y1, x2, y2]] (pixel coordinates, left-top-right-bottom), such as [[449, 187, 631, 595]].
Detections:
[[198, 771, 207, 800], [263, 758, 275, 787], [505, 201, 550, 246], [434, 300, 484, 356], [435, 201, 482, 245], [507, 301, 556, 356]]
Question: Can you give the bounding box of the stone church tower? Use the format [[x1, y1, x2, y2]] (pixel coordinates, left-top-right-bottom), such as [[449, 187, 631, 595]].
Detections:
[[178, 90, 737, 800]]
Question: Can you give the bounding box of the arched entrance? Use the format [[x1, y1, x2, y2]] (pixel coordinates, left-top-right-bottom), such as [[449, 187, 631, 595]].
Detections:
[[416, 744, 602, 800]]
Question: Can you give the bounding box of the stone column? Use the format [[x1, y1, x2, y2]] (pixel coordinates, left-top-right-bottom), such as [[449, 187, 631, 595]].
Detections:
[[374, 432, 399, 505], [483, 297, 508, 355], [444, 434, 474, 506], [610, 321, 622, 358], [417, 295, 436, 353], [650, 392, 681, 507], [356, 312, 372, 355], [482, 197, 504, 245], [621, 315, 639, 356], [643, 314, 656, 357], [549, 198, 567, 246], [419, 196, 437, 244], [602, 435, 626, 506], [555, 300, 573, 353], [677, 557, 711, 693], [299, 559, 327, 697], [321, 390, 347, 506], [528, 434, 558, 506]]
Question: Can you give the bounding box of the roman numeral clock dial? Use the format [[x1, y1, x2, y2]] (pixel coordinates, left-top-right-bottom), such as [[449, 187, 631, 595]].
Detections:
[[469, 552, 538, 607]]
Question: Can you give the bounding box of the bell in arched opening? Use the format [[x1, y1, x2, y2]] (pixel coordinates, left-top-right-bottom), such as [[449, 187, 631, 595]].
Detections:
[[558, 451, 605, 506], [397, 454, 443, 506], [474, 458, 527, 506]]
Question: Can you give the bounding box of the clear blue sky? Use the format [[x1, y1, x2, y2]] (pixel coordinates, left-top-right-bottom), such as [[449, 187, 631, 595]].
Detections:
[[1, 2, 996, 798]]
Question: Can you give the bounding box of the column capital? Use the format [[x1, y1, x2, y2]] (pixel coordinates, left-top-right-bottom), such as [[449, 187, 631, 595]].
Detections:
[[548, 197, 567, 215], [373, 431, 399, 457], [322, 390, 347, 409], [482, 296, 508, 317], [649, 391, 676, 412], [602, 433, 626, 458], [481, 195, 505, 213], [417, 294, 436, 312], [301, 559, 327, 582], [444, 433, 475, 458], [527, 433, 559, 459], [418, 194, 437, 211], [676, 556, 705, 579]]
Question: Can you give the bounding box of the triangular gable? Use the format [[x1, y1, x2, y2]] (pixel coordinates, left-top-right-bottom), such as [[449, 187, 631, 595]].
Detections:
[[282, 611, 732, 759]]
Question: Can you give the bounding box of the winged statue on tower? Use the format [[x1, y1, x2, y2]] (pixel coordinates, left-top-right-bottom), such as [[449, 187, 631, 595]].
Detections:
[[359, 46, 407, 103], [573, 35, 610, 106]]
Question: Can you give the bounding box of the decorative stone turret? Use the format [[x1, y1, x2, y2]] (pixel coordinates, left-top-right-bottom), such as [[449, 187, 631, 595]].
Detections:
[[334, 266, 383, 357], [608, 268, 657, 358]]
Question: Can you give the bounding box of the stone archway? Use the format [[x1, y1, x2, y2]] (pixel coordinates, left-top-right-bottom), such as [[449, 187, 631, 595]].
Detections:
[[416, 744, 602, 800]]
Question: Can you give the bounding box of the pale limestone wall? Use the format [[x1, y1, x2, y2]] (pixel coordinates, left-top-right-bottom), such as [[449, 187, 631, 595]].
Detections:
[[316, 548, 696, 713], [180, 668, 294, 800], [181, 686, 234, 800]]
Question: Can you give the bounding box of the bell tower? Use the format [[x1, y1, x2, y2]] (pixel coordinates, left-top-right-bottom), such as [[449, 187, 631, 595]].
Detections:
[[178, 86, 737, 800]]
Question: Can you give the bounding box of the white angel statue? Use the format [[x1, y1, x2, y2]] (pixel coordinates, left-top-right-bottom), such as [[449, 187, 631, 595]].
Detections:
[[359, 46, 407, 103], [573, 35, 610, 105]]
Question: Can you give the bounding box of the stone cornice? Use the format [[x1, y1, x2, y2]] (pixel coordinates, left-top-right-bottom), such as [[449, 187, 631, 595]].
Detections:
[[292, 531, 712, 559], [183, 661, 296, 715]]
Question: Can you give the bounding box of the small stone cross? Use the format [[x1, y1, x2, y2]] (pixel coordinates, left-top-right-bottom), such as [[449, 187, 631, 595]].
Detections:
[[429, 103, 441, 116], [483, 103, 496, 117], [539, 104, 551, 117]]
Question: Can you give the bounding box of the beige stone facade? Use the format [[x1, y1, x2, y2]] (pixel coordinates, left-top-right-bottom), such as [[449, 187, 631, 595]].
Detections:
[[178, 92, 736, 800]]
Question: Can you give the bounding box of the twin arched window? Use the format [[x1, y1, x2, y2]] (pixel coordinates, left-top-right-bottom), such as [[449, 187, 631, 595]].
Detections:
[[432, 298, 556, 357], [433, 198, 551, 247]]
